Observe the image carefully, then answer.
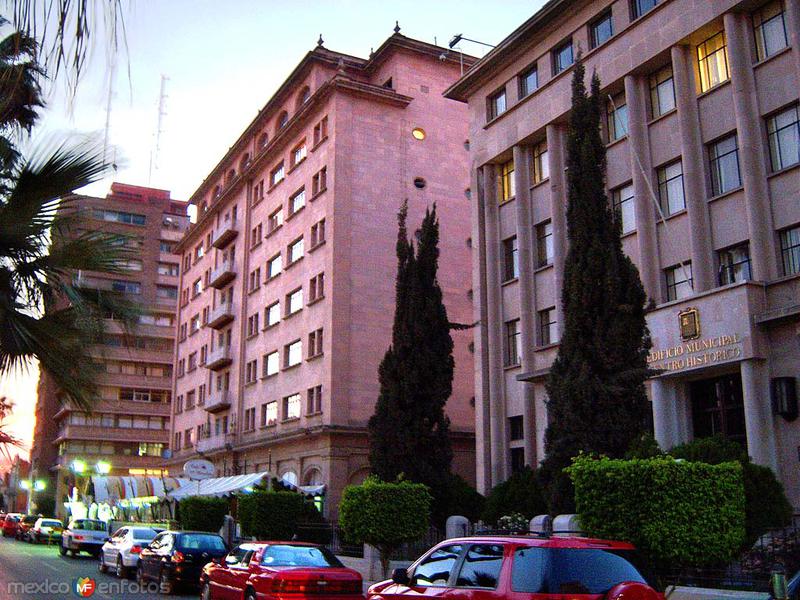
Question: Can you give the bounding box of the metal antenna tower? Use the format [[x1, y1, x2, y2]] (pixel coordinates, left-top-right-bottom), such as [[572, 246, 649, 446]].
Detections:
[[148, 75, 170, 185]]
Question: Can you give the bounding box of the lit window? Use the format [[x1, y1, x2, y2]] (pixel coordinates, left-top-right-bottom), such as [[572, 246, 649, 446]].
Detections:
[[504, 319, 521, 366], [767, 105, 799, 171], [499, 160, 515, 202], [718, 243, 752, 285], [590, 11, 613, 48], [539, 308, 557, 345], [657, 161, 685, 215], [502, 236, 519, 282], [753, 1, 788, 61], [780, 227, 800, 276], [519, 65, 538, 98], [487, 88, 507, 121], [709, 134, 741, 196], [552, 39, 574, 75], [536, 221, 553, 268], [697, 31, 729, 93], [611, 183, 636, 234], [665, 263, 693, 301], [649, 65, 675, 118], [532, 141, 549, 184]]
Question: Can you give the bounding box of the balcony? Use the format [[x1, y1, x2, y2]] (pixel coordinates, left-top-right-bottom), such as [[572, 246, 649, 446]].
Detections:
[[208, 302, 236, 329], [211, 222, 238, 249], [54, 424, 168, 445], [205, 346, 233, 370], [196, 433, 236, 454], [209, 260, 236, 289], [204, 391, 232, 414]]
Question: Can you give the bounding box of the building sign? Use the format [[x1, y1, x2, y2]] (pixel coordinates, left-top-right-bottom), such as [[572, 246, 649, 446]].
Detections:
[[678, 307, 700, 341], [183, 459, 216, 481], [648, 333, 742, 372]]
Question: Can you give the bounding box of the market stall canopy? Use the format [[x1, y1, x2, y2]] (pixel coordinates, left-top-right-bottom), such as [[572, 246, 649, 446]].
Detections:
[[166, 472, 327, 500], [92, 476, 188, 503]]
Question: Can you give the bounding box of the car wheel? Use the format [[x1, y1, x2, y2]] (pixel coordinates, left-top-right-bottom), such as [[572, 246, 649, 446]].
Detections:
[[200, 582, 212, 600], [59, 544, 67, 556], [245, 588, 257, 600], [116, 555, 129, 579], [98, 553, 107, 573], [159, 568, 173, 595]]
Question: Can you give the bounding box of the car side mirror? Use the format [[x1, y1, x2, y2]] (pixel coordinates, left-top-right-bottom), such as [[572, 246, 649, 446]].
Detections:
[[391, 568, 410, 585]]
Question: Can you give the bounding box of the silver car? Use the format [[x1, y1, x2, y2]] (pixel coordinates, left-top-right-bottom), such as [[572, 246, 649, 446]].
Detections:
[[99, 526, 160, 578], [60, 519, 108, 557]]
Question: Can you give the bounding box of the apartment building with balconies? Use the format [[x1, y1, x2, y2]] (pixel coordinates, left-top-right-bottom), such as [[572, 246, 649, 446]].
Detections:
[[446, 0, 800, 507], [29, 183, 189, 511], [169, 31, 477, 515]]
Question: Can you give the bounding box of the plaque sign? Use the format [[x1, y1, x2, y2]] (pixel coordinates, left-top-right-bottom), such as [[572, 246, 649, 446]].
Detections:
[[679, 307, 700, 341]]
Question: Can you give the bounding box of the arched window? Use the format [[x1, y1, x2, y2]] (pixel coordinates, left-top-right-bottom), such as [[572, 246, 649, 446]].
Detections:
[[226, 168, 235, 184], [239, 153, 250, 171], [258, 132, 269, 149], [281, 470, 298, 487], [212, 185, 221, 199], [277, 110, 289, 131], [348, 468, 370, 485], [303, 467, 323, 486], [297, 86, 311, 109]]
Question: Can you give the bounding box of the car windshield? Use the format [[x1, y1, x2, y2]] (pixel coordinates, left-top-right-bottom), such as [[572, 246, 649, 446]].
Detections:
[[511, 547, 648, 595], [131, 528, 158, 541], [176, 534, 226, 552], [22, 516, 37, 524], [6, 516, 19, 523], [41, 520, 62, 528], [260, 545, 344, 568], [72, 520, 106, 531]]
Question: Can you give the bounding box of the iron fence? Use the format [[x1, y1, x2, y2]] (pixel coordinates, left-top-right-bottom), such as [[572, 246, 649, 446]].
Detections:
[[295, 523, 364, 558]]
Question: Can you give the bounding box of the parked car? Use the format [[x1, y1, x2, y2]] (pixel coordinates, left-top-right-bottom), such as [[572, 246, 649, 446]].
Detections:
[[28, 518, 63, 543], [1, 513, 22, 537], [136, 530, 227, 593], [367, 535, 662, 600], [99, 525, 161, 578], [199, 541, 363, 600], [15, 514, 38, 540], [60, 518, 108, 557]]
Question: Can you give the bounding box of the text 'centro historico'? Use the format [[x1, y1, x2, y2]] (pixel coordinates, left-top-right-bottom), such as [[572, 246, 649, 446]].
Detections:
[[647, 334, 743, 372]]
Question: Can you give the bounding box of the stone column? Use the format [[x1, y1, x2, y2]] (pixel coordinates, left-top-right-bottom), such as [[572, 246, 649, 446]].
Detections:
[[512, 144, 538, 469], [624, 74, 661, 301], [482, 164, 508, 485], [671, 45, 715, 292], [546, 123, 568, 333], [651, 378, 680, 450], [472, 166, 492, 494], [784, 0, 800, 81], [724, 12, 778, 281], [741, 359, 779, 471]]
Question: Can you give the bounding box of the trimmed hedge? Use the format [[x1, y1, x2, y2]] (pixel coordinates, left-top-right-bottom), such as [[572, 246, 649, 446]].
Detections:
[[177, 496, 228, 533], [237, 491, 323, 540], [568, 455, 746, 567], [482, 466, 547, 525]]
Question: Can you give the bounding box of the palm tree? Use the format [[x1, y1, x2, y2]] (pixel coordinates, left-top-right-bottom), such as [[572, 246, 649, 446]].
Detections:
[[0, 396, 22, 462]]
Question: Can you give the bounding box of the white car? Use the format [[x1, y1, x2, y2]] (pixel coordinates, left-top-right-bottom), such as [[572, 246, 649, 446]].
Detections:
[[28, 518, 63, 543], [60, 519, 108, 557], [98, 526, 160, 578]]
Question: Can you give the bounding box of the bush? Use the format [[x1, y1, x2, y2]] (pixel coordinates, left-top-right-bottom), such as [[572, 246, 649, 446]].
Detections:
[[177, 496, 228, 533], [33, 493, 56, 517], [568, 455, 746, 568], [237, 491, 322, 540], [482, 467, 547, 525], [670, 435, 792, 544], [434, 474, 485, 525], [625, 433, 663, 459], [339, 477, 431, 576]]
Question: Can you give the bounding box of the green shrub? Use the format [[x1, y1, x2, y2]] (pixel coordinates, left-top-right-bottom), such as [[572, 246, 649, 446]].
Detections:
[[237, 491, 322, 540], [568, 455, 745, 568], [482, 467, 547, 525], [434, 474, 485, 524], [670, 435, 792, 544], [177, 496, 228, 533], [339, 477, 431, 576], [625, 433, 664, 459], [33, 493, 56, 517]]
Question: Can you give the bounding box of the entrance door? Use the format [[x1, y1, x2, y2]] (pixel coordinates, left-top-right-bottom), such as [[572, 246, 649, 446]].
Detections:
[[689, 373, 747, 448]]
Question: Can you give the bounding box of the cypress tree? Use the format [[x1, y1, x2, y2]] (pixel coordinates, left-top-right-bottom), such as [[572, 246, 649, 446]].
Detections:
[[540, 59, 652, 513], [369, 201, 454, 497]]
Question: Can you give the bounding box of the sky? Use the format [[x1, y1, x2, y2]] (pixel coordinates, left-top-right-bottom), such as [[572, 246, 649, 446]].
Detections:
[[0, 0, 546, 461]]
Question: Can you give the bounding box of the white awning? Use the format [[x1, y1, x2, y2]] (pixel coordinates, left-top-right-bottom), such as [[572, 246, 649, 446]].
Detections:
[[167, 472, 272, 500], [92, 476, 188, 503]]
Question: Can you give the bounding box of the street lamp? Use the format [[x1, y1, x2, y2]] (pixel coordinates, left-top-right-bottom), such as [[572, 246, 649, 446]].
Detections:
[[70, 459, 87, 474], [95, 461, 112, 475]]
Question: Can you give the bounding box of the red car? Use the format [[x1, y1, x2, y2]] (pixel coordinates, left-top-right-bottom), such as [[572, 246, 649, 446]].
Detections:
[[368, 535, 663, 600], [16, 515, 38, 540], [200, 541, 363, 600], [1, 513, 22, 537]]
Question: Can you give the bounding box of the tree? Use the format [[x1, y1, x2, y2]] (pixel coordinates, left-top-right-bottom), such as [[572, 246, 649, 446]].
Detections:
[[368, 202, 454, 505], [540, 58, 652, 513], [0, 397, 22, 461]]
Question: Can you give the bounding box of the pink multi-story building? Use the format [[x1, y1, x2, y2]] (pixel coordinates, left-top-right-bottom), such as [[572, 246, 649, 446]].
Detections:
[[446, 0, 800, 507], [169, 31, 476, 514]]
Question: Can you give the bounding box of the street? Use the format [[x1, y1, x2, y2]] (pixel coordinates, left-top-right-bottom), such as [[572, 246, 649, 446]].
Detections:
[[0, 536, 196, 599]]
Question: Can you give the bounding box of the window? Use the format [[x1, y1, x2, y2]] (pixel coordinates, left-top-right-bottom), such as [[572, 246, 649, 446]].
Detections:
[[307, 385, 322, 415], [288, 237, 304, 264], [176, 394, 184, 412], [504, 319, 521, 367], [310, 219, 325, 247], [536, 221, 553, 268], [308, 328, 323, 358], [487, 88, 507, 121], [606, 95, 628, 141], [190, 314, 200, 334], [511, 447, 526, 473], [412, 545, 464, 587], [631, 0, 658, 19], [291, 141, 307, 167], [93, 209, 146, 225], [285, 340, 302, 368], [657, 161, 685, 215], [174, 432, 182, 450], [455, 544, 504, 589], [519, 65, 538, 98], [200, 344, 208, 364], [552, 39, 574, 75], [253, 180, 265, 205], [509, 415, 524, 441], [313, 116, 328, 146], [289, 187, 306, 216], [780, 226, 800, 275], [539, 308, 557, 345], [312, 166, 327, 196], [194, 243, 204, 262], [767, 104, 799, 171], [244, 407, 256, 431], [665, 263, 694, 301], [286, 288, 303, 315], [187, 389, 197, 408], [697, 31, 729, 92], [267, 254, 282, 279], [278, 111, 289, 129], [157, 262, 179, 277], [499, 159, 515, 202], [119, 259, 143, 272], [246, 360, 258, 384], [160, 241, 174, 253], [111, 280, 141, 295], [156, 285, 177, 299], [268, 207, 284, 233], [502, 236, 519, 282], [247, 313, 260, 337], [590, 11, 613, 48], [649, 65, 675, 118], [709, 134, 741, 196], [532, 141, 549, 184], [309, 272, 325, 302], [191, 278, 201, 297], [718, 243, 752, 285], [270, 162, 285, 187], [198, 384, 206, 405], [251, 223, 263, 248], [262, 401, 278, 426], [611, 183, 635, 234], [263, 351, 280, 377], [754, 1, 788, 61], [265, 301, 280, 327], [248, 267, 261, 292], [284, 393, 301, 420]]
